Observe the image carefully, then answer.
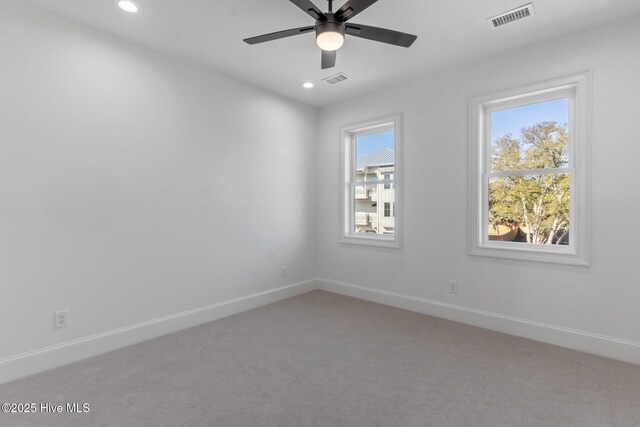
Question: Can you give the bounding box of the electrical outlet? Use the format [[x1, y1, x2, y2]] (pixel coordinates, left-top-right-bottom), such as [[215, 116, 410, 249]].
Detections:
[[281, 266, 287, 278], [54, 310, 70, 329], [449, 281, 458, 295]]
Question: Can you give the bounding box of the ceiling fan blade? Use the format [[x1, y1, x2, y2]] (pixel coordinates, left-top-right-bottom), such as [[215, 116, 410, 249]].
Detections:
[[321, 50, 336, 69], [345, 24, 417, 47], [334, 0, 378, 22], [289, 0, 326, 21], [244, 26, 315, 45]]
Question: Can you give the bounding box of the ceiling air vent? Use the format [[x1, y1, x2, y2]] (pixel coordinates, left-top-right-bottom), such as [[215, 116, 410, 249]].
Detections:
[[323, 73, 350, 85], [488, 3, 535, 28]]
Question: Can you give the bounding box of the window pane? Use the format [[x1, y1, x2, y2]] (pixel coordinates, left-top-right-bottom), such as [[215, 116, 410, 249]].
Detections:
[[353, 183, 395, 235], [488, 173, 570, 245], [355, 130, 394, 182], [491, 98, 569, 172]]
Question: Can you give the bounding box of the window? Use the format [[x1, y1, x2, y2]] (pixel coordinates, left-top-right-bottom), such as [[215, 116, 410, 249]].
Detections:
[[468, 73, 591, 265], [383, 174, 392, 189], [340, 114, 402, 247]]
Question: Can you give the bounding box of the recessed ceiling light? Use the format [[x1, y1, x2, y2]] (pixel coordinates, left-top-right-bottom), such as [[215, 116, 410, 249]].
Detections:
[[302, 82, 314, 89], [116, 0, 139, 13]]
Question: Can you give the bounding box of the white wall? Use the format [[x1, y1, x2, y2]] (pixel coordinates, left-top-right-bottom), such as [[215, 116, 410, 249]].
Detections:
[[0, 2, 317, 364], [2, 2, 640, 383], [317, 16, 640, 348]]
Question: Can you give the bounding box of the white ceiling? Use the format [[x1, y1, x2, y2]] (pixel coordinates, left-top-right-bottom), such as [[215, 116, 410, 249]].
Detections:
[[23, 0, 640, 107]]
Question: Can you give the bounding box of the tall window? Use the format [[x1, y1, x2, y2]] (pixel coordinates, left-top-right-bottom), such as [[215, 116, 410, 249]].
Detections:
[[469, 73, 590, 265], [340, 114, 402, 248]]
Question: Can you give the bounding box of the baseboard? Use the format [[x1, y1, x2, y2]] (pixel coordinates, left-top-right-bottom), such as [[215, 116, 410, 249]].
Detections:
[[317, 278, 640, 366], [4, 277, 638, 385], [0, 279, 318, 385]]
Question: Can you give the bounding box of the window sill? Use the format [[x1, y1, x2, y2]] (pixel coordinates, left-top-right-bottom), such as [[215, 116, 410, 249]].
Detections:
[[341, 234, 401, 249], [470, 243, 589, 266]]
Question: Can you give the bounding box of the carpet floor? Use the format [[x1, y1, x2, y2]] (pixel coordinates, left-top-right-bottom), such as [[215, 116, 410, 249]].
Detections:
[[1, 290, 640, 426]]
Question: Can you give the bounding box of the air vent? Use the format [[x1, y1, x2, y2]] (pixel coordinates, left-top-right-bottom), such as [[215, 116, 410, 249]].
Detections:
[[323, 73, 350, 85], [488, 3, 535, 28]]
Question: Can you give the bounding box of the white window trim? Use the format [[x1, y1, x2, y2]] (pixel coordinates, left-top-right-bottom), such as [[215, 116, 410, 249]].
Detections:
[[340, 113, 403, 248], [468, 72, 591, 266]]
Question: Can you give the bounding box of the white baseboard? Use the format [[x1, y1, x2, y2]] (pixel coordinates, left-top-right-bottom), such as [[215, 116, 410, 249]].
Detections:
[[0, 279, 317, 385], [4, 277, 638, 386], [317, 278, 640, 366]]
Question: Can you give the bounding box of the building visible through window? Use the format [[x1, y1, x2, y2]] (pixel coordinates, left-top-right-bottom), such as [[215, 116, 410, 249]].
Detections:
[[354, 133, 395, 235]]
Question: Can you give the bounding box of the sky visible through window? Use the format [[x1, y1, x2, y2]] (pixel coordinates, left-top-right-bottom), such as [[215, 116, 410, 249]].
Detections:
[[491, 98, 568, 145], [355, 100, 567, 159], [356, 130, 394, 158]]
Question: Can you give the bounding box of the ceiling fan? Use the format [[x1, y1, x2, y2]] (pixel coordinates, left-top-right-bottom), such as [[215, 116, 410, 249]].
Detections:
[[243, 0, 418, 69]]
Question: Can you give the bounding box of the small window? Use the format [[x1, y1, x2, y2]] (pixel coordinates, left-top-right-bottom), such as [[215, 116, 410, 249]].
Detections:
[[340, 114, 402, 248], [383, 173, 394, 189], [468, 73, 590, 265]]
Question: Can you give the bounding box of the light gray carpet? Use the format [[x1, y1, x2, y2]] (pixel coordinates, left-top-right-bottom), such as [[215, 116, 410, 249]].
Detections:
[[1, 290, 640, 427]]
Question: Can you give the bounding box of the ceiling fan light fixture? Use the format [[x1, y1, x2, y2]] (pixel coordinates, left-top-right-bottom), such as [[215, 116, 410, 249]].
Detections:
[[316, 22, 345, 51]]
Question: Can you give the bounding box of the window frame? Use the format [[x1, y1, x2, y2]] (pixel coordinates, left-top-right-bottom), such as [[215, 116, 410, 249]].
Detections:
[[340, 113, 403, 248], [468, 72, 591, 266]]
